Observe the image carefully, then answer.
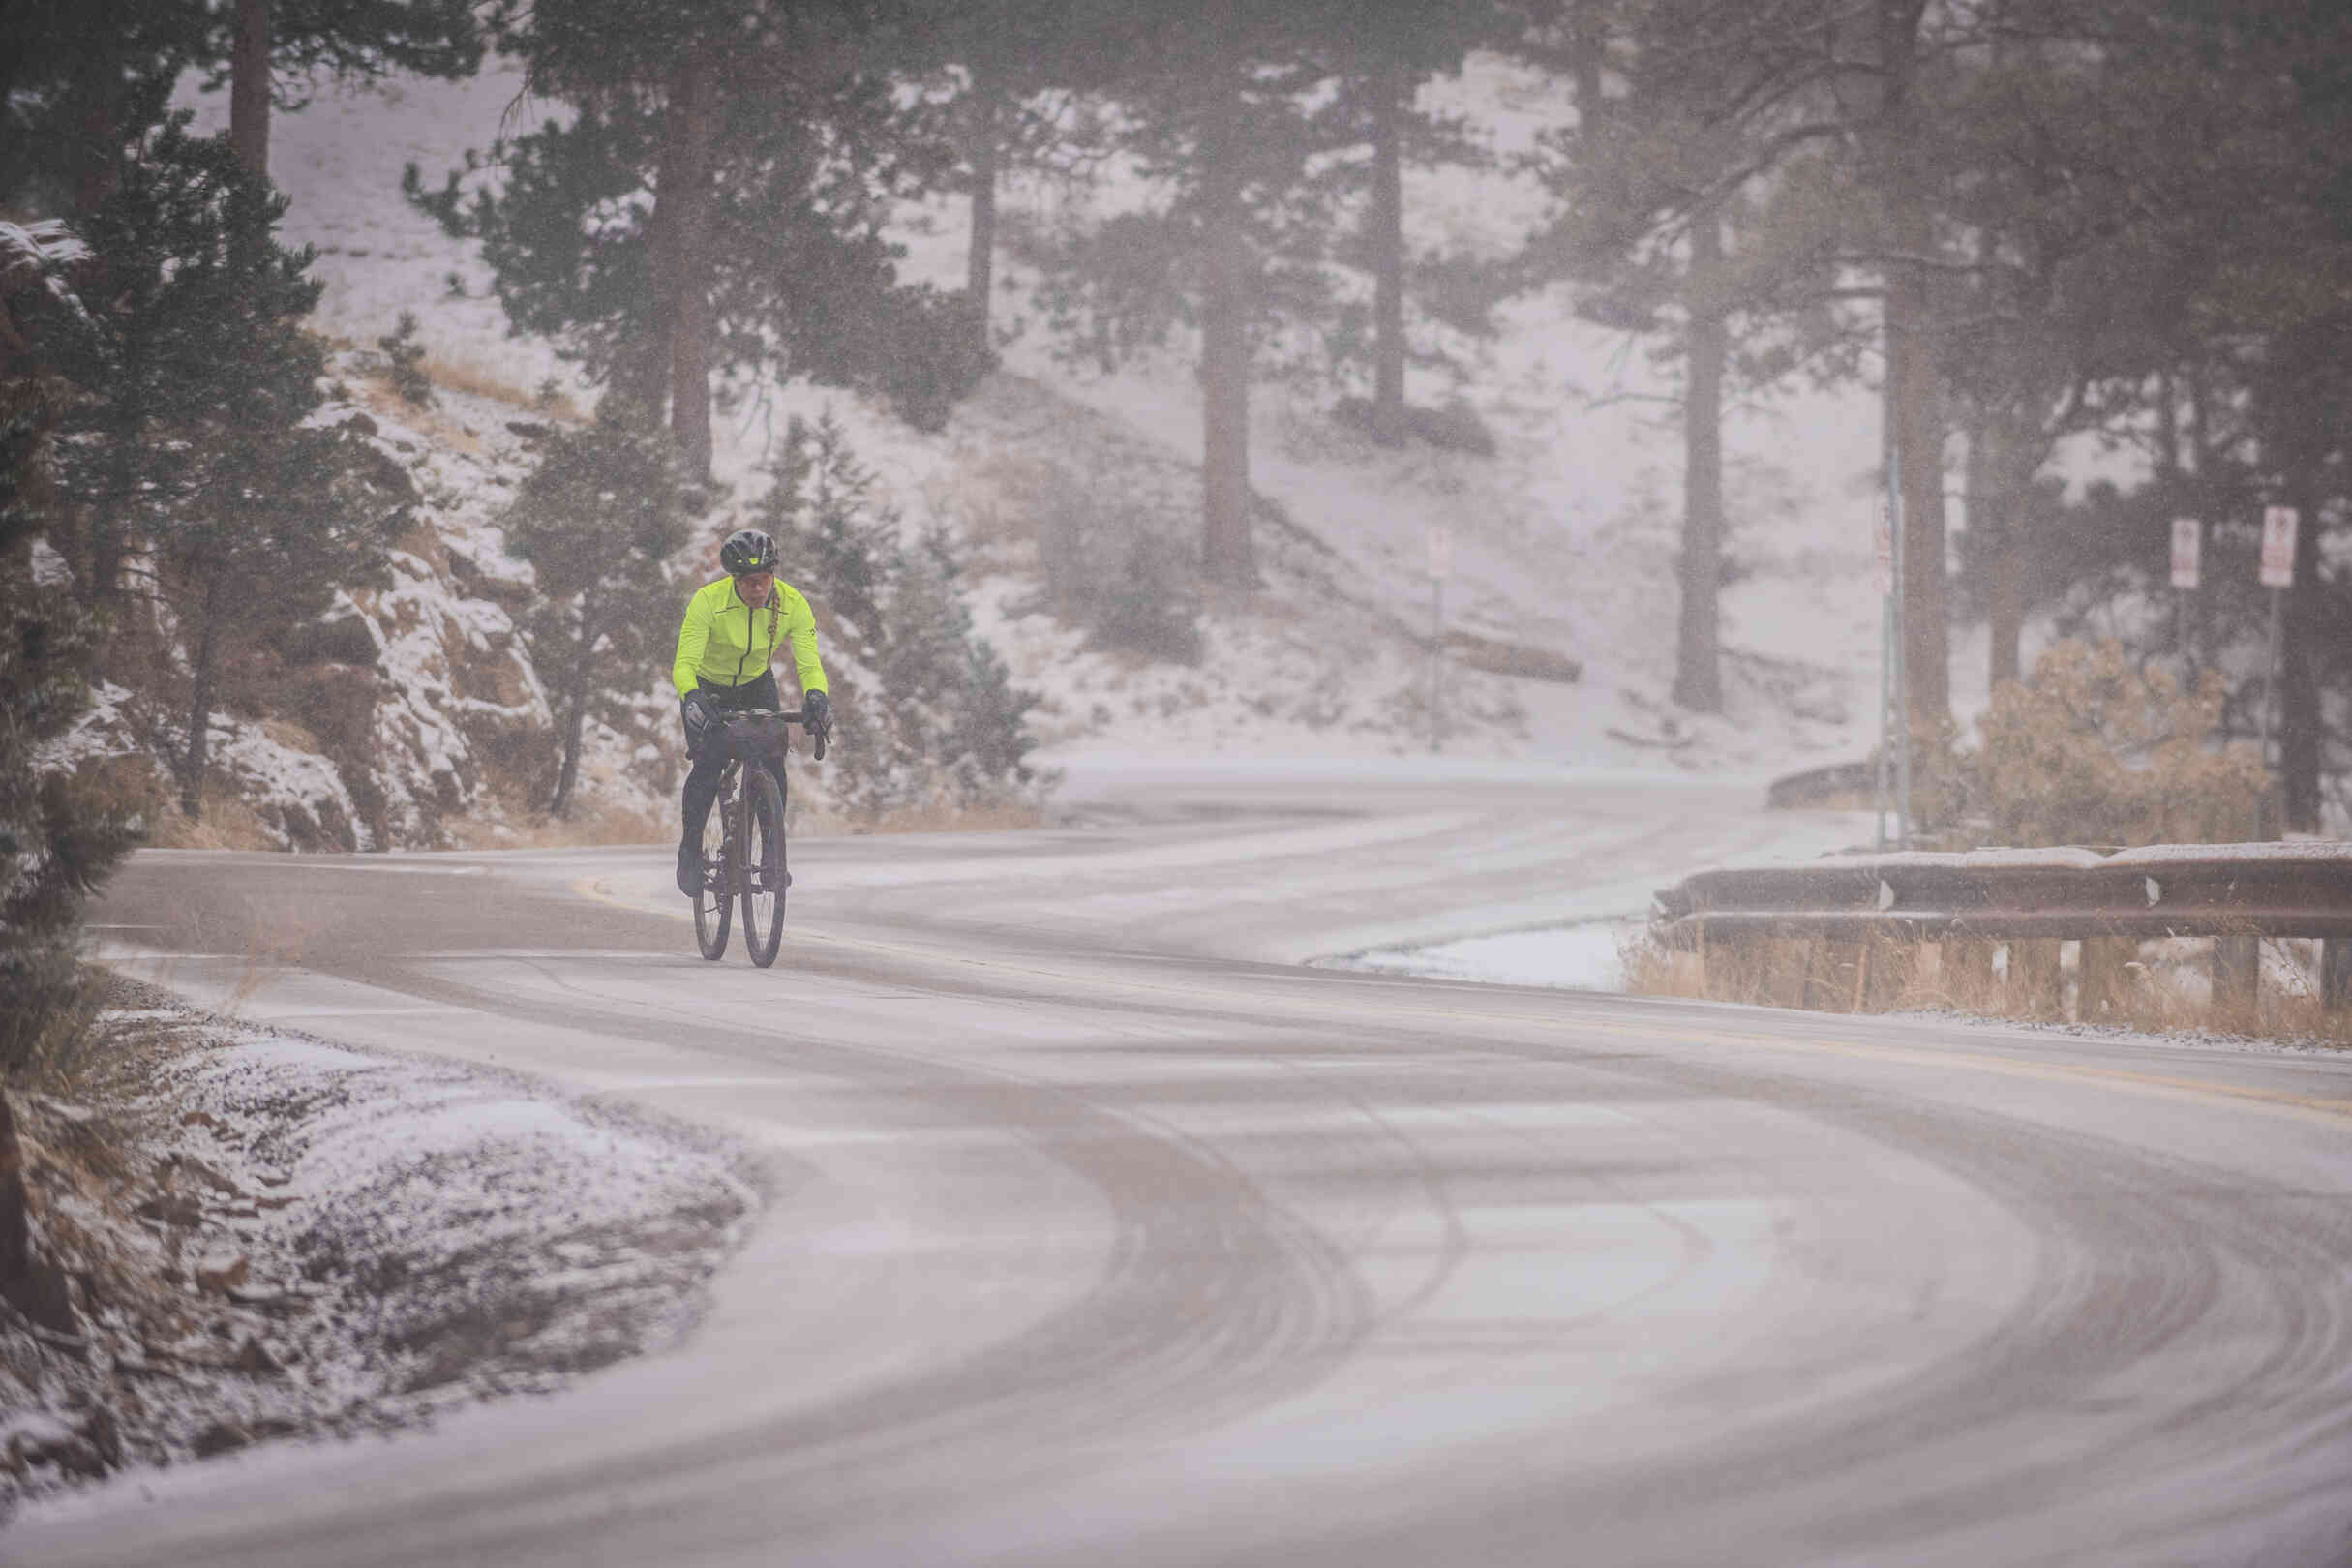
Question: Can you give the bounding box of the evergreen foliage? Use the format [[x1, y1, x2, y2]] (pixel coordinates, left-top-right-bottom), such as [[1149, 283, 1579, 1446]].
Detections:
[[408, 0, 991, 452], [501, 402, 689, 819], [749, 414, 1040, 824], [377, 309, 433, 407], [46, 117, 410, 823], [1, 0, 480, 215], [0, 388, 140, 1083]]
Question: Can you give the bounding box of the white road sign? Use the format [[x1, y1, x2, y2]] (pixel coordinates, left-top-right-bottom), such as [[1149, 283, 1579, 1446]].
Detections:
[[2170, 517, 2201, 589], [2261, 506, 2299, 588]]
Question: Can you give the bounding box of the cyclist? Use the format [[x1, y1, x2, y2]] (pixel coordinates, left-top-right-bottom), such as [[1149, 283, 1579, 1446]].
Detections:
[[673, 528, 830, 896]]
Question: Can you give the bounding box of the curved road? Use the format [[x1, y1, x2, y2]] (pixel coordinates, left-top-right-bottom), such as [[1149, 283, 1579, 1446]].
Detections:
[[15, 766, 2352, 1567]]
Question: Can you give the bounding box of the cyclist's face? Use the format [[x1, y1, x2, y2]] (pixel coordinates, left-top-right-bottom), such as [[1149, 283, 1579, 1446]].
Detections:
[[734, 570, 774, 606]]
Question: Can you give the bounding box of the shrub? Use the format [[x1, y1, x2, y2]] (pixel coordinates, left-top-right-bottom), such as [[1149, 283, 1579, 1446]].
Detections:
[[1970, 639, 2267, 847], [867, 285, 996, 435], [378, 311, 433, 407], [749, 415, 1042, 825], [1028, 469, 1202, 665], [1334, 396, 1497, 456]]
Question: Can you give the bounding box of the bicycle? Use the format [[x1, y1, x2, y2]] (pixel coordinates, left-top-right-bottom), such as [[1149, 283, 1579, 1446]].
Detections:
[[691, 707, 826, 968]]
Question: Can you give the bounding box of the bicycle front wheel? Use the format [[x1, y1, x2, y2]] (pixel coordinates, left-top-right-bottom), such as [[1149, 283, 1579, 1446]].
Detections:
[[739, 766, 787, 969], [692, 795, 732, 961]]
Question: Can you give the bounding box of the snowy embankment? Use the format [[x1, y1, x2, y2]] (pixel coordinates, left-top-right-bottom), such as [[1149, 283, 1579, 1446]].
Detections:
[[3, 986, 753, 1511]]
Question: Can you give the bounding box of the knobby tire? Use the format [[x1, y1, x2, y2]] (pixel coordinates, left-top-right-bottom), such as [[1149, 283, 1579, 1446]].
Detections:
[[740, 766, 786, 969], [693, 777, 733, 961]]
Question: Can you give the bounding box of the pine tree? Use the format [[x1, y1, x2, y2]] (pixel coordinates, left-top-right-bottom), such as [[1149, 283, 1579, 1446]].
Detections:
[[749, 414, 1039, 823], [1307, 0, 1512, 442], [48, 118, 410, 821], [895, 0, 1111, 362], [413, 0, 984, 472], [1026, 0, 1361, 586], [0, 0, 479, 210], [1512, 0, 1855, 715], [501, 403, 689, 819], [217, 0, 483, 178]]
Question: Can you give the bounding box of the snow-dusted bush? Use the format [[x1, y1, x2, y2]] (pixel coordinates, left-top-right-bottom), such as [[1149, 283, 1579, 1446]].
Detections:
[[1970, 640, 2268, 848], [377, 311, 434, 407], [748, 415, 1041, 826]]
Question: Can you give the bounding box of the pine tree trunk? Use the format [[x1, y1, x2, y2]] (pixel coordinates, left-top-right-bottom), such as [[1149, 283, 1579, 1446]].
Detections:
[[230, 0, 271, 179], [1369, 59, 1407, 447], [179, 568, 224, 822], [1971, 417, 2026, 688], [548, 601, 592, 818], [624, 83, 690, 424], [1885, 265, 1949, 729], [1673, 209, 1726, 713], [966, 79, 1001, 364], [1198, 24, 1257, 588], [1876, 0, 1949, 731], [668, 47, 720, 481]]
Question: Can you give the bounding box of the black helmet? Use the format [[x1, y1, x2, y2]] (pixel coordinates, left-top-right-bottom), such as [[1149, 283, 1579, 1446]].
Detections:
[[720, 528, 776, 577]]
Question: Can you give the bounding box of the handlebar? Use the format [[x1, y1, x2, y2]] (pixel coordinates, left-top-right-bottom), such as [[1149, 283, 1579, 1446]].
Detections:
[[709, 706, 828, 762]]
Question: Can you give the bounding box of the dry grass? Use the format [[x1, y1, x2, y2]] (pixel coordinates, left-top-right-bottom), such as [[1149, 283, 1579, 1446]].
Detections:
[[422, 357, 581, 419], [1622, 925, 2352, 1043], [350, 355, 582, 457], [144, 792, 280, 852]]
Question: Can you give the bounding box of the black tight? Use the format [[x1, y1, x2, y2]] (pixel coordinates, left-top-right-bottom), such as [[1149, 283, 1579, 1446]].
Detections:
[[679, 672, 781, 844]]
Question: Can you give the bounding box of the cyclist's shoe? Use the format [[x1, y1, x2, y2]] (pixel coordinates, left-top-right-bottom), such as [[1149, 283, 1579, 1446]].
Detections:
[[676, 839, 702, 898]]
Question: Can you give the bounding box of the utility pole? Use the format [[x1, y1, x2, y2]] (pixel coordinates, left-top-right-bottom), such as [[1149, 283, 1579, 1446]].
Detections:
[[1428, 523, 1449, 755], [2257, 505, 2297, 840]]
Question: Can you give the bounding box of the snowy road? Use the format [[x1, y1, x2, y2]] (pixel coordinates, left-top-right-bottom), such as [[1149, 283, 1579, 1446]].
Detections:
[[15, 767, 2352, 1567]]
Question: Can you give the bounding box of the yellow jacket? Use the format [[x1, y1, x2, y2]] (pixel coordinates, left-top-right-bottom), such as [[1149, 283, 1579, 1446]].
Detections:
[[672, 578, 829, 697]]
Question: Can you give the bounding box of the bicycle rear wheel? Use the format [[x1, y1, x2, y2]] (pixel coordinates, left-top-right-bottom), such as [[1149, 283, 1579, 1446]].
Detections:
[[692, 788, 732, 961], [739, 766, 787, 969]]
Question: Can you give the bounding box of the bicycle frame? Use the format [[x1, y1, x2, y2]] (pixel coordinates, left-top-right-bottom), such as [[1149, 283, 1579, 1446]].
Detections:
[[693, 707, 823, 967]]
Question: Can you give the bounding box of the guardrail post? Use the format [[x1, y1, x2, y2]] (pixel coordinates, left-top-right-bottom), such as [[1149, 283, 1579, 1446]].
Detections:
[[2323, 938, 2352, 1016], [2076, 937, 2136, 1023], [2010, 940, 2064, 1019], [1858, 932, 1914, 1011], [1764, 937, 1813, 1010], [1944, 938, 1996, 1001], [1819, 938, 1864, 1012], [2213, 935, 2260, 1019]]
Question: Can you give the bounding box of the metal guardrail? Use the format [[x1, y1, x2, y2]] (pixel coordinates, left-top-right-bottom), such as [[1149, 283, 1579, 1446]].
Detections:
[[1653, 844, 2352, 1014], [1654, 845, 2352, 946]]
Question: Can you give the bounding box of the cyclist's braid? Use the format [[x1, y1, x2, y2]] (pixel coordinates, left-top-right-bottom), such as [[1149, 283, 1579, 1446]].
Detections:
[[768, 594, 778, 662]]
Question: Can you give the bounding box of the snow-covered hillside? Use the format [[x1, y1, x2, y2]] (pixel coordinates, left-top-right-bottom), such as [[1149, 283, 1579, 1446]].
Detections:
[[145, 52, 1917, 846]]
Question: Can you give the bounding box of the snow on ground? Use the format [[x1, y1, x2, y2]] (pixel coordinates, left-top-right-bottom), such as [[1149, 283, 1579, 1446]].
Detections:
[[1, 985, 755, 1514], [1334, 919, 1642, 993]]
